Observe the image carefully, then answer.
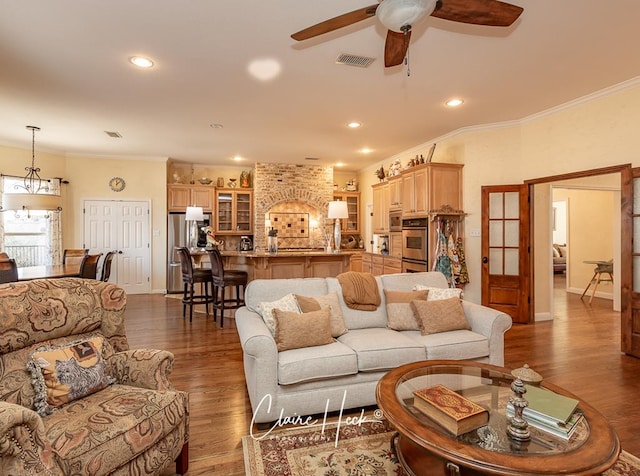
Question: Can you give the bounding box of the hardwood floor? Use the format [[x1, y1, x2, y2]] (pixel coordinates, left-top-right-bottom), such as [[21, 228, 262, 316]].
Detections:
[[125, 285, 640, 475]]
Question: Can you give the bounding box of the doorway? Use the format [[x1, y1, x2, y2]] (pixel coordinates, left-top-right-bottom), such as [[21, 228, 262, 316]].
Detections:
[[83, 200, 151, 294], [532, 176, 621, 321]]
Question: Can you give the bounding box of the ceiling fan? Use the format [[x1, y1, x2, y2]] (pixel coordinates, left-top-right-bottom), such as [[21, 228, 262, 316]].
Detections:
[[291, 0, 524, 67]]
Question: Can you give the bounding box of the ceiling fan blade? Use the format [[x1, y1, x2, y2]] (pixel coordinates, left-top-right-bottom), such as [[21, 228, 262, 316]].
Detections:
[[291, 5, 378, 41], [384, 30, 411, 67], [431, 0, 523, 27]]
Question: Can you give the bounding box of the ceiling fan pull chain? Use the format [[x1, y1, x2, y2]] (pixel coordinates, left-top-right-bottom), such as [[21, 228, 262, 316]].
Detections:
[[405, 47, 410, 76]]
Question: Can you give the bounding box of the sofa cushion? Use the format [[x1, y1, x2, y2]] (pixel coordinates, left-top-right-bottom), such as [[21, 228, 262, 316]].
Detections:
[[27, 335, 115, 416], [337, 328, 426, 372], [296, 292, 348, 337], [381, 271, 449, 291], [277, 341, 358, 385], [413, 285, 463, 301], [384, 289, 428, 331], [403, 330, 489, 360], [411, 297, 471, 335], [256, 293, 300, 336], [245, 278, 328, 313], [273, 308, 334, 352], [43, 384, 188, 474]]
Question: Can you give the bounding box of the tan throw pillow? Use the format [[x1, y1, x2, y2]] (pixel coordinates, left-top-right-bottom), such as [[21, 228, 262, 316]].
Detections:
[[27, 336, 115, 416], [384, 289, 429, 331], [256, 293, 301, 336], [273, 307, 334, 352], [411, 297, 471, 335], [413, 285, 463, 301], [296, 292, 348, 337]]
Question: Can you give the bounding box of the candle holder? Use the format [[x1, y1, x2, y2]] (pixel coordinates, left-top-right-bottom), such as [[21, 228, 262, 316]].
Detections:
[[507, 377, 531, 441]]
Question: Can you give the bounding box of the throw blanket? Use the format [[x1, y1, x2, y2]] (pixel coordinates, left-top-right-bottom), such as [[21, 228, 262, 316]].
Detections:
[[337, 271, 381, 311]]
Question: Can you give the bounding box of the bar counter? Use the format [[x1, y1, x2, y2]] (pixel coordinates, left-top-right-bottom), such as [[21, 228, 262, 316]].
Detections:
[[192, 248, 362, 281]]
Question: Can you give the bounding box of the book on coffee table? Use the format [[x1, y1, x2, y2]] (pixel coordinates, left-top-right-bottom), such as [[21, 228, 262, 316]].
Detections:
[[413, 384, 489, 436], [522, 384, 579, 424]]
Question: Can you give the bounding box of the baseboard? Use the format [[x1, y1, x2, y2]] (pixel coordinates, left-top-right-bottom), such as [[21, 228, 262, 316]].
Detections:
[[567, 286, 613, 301], [535, 312, 552, 322]]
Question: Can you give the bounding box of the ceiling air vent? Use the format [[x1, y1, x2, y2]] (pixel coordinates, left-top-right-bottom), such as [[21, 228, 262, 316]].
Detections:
[[305, 157, 319, 161], [104, 131, 122, 138], [335, 53, 375, 68]]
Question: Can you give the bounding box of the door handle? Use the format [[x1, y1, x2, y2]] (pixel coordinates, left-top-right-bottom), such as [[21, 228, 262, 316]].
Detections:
[[482, 256, 488, 263], [118, 250, 123, 254]]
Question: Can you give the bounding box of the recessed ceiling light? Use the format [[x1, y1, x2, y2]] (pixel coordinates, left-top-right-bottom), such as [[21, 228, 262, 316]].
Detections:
[[210, 123, 224, 129], [335, 162, 345, 167], [129, 56, 154, 68], [232, 156, 243, 161], [446, 98, 464, 107], [360, 148, 373, 154], [347, 122, 361, 129], [247, 58, 281, 81]]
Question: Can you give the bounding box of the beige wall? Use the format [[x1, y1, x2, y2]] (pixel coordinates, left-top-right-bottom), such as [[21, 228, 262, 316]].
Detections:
[[359, 79, 640, 308]]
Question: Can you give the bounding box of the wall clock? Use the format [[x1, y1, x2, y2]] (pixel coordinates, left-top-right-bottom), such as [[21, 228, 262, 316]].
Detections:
[[109, 177, 126, 192]]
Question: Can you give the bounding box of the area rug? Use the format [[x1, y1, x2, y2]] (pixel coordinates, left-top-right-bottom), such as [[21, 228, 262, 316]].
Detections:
[[242, 419, 640, 476]]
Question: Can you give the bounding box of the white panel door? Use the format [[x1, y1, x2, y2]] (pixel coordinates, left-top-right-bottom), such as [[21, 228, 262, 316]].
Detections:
[[84, 200, 151, 294]]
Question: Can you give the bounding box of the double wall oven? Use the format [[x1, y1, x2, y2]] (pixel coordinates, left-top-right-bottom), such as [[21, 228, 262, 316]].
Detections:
[[401, 218, 428, 273]]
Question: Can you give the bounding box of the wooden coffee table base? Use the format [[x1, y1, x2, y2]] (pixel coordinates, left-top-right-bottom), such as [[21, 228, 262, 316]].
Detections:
[[392, 432, 494, 476]]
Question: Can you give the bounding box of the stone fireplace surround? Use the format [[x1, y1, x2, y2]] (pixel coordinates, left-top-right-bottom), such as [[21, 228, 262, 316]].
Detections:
[[253, 163, 334, 251]]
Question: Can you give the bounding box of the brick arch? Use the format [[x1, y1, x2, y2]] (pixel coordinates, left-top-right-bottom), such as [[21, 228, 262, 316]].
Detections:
[[255, 187, 332, 249]]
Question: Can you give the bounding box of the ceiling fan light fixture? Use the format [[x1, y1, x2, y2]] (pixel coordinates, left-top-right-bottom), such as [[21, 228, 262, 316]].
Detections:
[[376, 0, 438, 33]]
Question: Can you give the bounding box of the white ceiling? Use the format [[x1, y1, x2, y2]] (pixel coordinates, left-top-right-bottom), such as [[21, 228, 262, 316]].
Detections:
[[1, 1, 639, 172]]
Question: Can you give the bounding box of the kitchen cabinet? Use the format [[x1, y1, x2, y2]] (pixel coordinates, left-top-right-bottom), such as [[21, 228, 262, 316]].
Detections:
[[401, 166, 428, 217], [215, 189, 253, 234], [383, 256, 402, 275], [333, 191, 360, 234], [389, 232, 403, 259], [349, 252, 363, 272], [167, 184, 213, 212], [401, 163, 463, 217], [364, 252, 400, 276], [362, 252, 372, 274], [388, 176, 402, 211], [372, 182, 389, 233]]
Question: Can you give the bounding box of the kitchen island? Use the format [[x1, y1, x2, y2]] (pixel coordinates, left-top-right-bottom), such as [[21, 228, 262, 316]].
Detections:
[[191, 248, 362, 282]]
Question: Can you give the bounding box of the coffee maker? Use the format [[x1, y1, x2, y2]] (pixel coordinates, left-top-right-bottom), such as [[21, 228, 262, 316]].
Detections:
[[239, 236, 253, 252]]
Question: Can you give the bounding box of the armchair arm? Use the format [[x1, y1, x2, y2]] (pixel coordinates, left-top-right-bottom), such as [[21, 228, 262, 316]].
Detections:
[[0, 402, 60, 475], [108, 349, 176, 391]]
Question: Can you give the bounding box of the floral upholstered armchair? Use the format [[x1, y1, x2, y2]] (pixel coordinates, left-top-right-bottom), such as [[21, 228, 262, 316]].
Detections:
[[0, 278, 189, 475]]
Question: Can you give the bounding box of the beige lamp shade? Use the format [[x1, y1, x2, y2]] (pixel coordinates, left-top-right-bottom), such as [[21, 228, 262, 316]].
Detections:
[[185, 206, 204, 221], [327, 201, 349, 219]]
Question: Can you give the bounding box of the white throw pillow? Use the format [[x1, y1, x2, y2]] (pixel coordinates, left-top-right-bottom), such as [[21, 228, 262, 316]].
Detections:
[[413, 285, 463, 301], [256, 293, 301, 336]]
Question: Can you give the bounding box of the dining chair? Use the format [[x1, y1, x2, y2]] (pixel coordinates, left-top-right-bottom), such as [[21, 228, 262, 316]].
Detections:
[[177, 247, 214, 322], [100, 251, 117, 282], [63, 248, 89, 266], [0, 258, 18, 284], [78, 253, 103, 279], [206, 248, 248, 328], [0, 252, 9, 260]]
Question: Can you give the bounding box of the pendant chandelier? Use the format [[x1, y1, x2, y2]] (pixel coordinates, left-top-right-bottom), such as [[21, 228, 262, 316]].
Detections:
[[1, 126, 62, 213]]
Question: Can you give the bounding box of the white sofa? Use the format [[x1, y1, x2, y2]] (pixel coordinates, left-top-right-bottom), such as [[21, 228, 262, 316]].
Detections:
[[235, 272, 512, 424]]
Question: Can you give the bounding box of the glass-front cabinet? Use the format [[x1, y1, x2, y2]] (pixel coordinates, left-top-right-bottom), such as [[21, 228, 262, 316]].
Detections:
[[215, 189, 253, 234], [333, 192, 360, 234]]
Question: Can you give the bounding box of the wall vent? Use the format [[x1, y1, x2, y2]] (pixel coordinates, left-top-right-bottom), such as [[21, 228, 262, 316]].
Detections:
[[305, 157, 319, 161], [335, 53, 375, 68], [104, 131, 122, 138]]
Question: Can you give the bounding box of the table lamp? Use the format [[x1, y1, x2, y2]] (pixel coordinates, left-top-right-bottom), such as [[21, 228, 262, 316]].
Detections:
[[185, 206, 204, 248], [327, 201, 349, 251]]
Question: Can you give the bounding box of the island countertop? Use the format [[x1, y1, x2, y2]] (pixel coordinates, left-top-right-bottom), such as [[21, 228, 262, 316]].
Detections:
[[187, 248, 362, 280]]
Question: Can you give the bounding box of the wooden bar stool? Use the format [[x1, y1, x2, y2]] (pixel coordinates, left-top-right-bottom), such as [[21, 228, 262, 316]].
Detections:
[[581, 259, 613, 304], [206, 248, 248, 328], [177, 247, 214, 322]]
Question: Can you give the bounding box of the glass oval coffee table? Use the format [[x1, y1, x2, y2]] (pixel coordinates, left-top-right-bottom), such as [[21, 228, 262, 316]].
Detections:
[[376, 360, 620, 476]]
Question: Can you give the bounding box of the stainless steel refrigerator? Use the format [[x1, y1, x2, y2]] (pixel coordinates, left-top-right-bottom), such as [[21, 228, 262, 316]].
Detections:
[[167, 212, 211, 293]]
